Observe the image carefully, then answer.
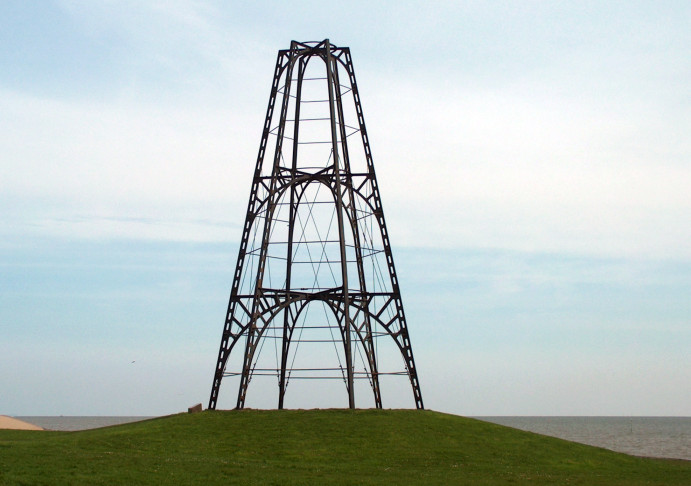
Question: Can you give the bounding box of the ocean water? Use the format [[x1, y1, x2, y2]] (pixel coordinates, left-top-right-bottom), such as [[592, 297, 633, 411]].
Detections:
[[15, 415, 690, 461], [477, 416, 690, 461], [17, 416, 154, 432]]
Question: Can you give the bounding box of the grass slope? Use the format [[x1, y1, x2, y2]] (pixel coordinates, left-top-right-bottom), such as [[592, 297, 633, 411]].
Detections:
[[0, 409, 688, 485]]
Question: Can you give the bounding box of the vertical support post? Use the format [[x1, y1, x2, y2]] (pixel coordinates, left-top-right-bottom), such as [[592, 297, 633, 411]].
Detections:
[[325, 40, 355, 408], [236, 41, 299, 409], [331, 51, 382, 408], [208, 47, 289, 411], [279, 56, 306, 410]]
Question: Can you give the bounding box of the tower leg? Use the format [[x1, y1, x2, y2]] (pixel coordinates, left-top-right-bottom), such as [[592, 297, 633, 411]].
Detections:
[[209, 40, 423, 410]]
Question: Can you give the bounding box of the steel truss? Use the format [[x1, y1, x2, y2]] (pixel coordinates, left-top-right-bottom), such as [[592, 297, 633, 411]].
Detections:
[[209, 39, 423, 410]]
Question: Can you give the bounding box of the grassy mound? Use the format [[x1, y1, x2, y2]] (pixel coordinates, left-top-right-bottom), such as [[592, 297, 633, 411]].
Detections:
[[0, 409, 688, 485]]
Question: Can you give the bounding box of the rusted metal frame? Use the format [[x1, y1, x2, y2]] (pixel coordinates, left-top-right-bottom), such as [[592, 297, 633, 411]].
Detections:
[[347, 296, 374, 348], [347, 294, 366, 332], [230, 286, 388, 394], [288, 175, 340, 299], [282, 110, 352, 389], [340, 48, 424, 409], [279, 54, 307, 409], [351, 173, 372, 195], [216, 298, 254, 378], [236, 41, 300, 409], [227, 299, 252, 340], [346, 301, 383, 394], [259, 170, 347, 188], [236, 289, 378, 300], [315, 297, 365, 384], [258, 177, 272, 193], [346, 50, 424, 409], [322, 296, 386, 394], [233, 44, 340, 406], [209, 48, 291, 410], [227, 293, 311, 381], [213, 40, 423, 410], [247, 294, 284, 378], [292, 39, 326, 51], [373, 295, 394, 320], [350, 177, 375, 208], [324, 40, 356, 408], [331, 295, 418, 382], [283, 294, 345, 390], [332, 61, 382, 407], [212, 86, 282, 404]]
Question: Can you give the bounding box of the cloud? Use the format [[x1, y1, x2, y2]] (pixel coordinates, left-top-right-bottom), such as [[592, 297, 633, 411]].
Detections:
[[1, 87, 257, 240], [3, 1, 688, 260], [55, 0, 272, 89], [362, 66, 691, 258]]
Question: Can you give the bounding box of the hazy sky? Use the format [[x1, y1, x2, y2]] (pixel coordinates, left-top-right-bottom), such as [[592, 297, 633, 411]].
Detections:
[[1, 1, 689, 416]]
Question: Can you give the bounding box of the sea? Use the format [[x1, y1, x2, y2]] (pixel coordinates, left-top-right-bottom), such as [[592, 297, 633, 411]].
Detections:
[[16, 415, 690, 461], [476, 416, 690, 461], [16, 416, 155, 432]]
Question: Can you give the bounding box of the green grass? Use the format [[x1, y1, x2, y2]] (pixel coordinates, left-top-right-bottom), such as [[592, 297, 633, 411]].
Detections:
[[0, 409, 688, 485]]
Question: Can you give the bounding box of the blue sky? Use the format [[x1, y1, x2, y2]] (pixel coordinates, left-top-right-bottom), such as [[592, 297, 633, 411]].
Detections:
[[1, 1, 689, 416]]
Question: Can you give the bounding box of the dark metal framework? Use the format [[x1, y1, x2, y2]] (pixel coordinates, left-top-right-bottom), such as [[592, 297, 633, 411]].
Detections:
[[209, 40, 423, 410]]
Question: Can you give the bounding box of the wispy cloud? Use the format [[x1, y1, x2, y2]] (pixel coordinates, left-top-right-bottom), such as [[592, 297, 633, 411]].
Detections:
[[1, 87, 256, 236], [365, 76, 690, 258], [3, 2, 687, 259]]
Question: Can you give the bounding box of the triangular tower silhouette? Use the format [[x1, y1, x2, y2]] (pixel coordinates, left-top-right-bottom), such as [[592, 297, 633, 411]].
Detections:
[[209, 40, 423, 410]]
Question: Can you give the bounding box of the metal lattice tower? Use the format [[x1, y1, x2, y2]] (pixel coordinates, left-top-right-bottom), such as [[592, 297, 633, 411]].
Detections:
[[209, 40, 423, 410]]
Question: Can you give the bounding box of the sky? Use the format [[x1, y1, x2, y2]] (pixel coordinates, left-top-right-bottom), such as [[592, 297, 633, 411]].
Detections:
[[1, 1, 689, 416]]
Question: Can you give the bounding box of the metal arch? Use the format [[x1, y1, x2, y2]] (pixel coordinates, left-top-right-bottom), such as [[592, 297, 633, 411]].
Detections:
[[214, 174, 385, 408], [210, 174, 362, 407], [214, 289, 418, 396], [209, 39, 423, 411], [329, 294, 422, 404], [214, 289, 384, 406]]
